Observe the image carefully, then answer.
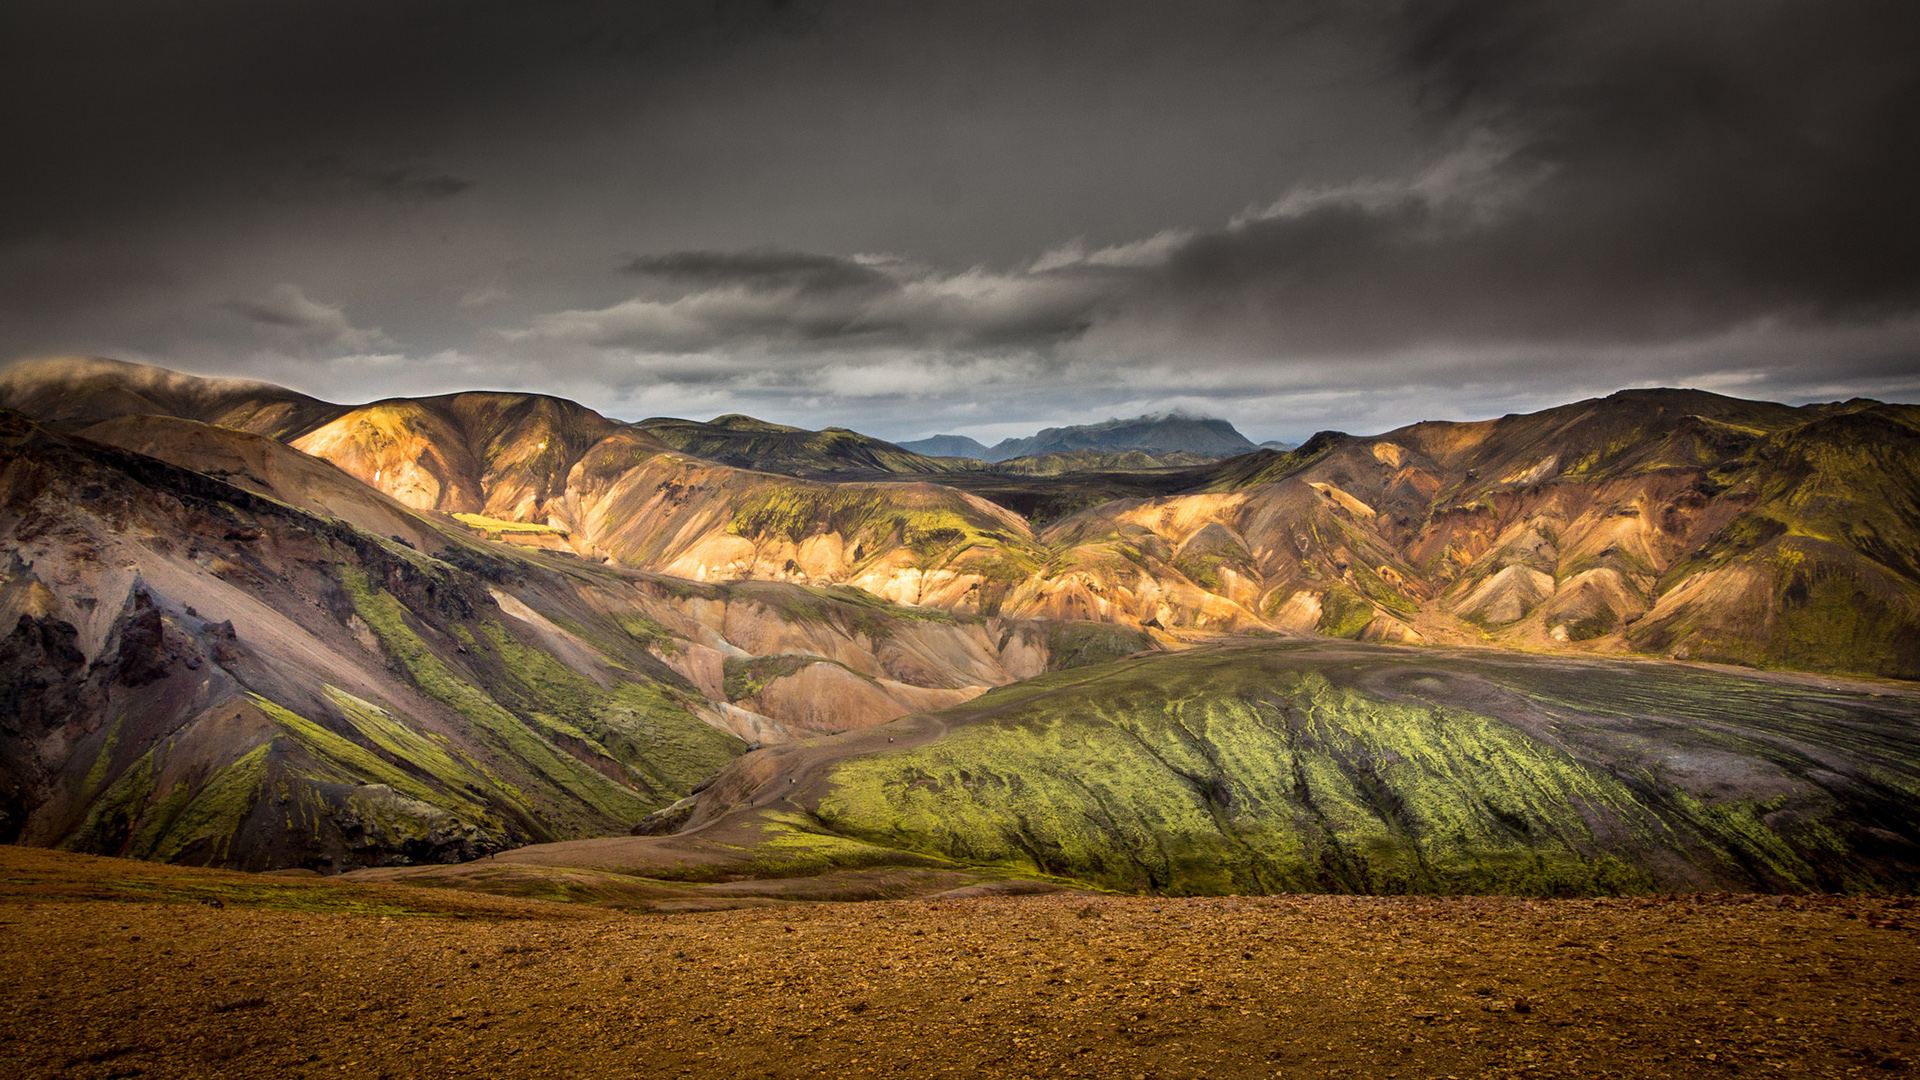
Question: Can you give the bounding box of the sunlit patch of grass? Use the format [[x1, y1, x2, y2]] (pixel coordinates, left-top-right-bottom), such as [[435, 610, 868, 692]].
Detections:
[[452, 512, 568, 536]]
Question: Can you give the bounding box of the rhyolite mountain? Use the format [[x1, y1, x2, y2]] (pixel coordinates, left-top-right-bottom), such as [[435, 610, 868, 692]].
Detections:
[[3, 355, 1919, 892], [6, 360, 1916, 681], [902, 413, 1261, 462]]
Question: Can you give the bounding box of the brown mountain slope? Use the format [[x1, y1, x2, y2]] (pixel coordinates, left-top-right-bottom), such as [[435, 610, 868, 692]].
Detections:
[[290, 391, 629, 522], [1, 361, 1051, 611], [1016, 389, 1920, 678], [0, 356, 342, 439], [2, 359, 1914, 679]]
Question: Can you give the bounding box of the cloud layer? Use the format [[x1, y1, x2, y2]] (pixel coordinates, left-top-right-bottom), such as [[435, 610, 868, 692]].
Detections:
[[1, 1, 1915, 441]]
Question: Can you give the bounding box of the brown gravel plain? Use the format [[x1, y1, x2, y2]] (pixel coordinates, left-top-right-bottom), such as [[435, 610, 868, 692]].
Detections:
[[2, 847, 1917, 1079]]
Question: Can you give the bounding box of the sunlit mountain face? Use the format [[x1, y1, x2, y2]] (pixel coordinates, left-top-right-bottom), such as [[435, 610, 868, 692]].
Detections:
[[2, 0, 1919, 905]]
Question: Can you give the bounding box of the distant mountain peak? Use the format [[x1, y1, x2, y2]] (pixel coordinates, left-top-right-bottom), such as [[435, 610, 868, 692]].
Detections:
[[897, 434, 993, 459], [982, 413, 1257, 462]]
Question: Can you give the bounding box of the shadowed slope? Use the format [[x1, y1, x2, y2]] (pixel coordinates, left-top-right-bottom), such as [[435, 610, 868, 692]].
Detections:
[[0, 412, 745, 870], [0, 356, 341, 440], [638, 414, 976, 478]]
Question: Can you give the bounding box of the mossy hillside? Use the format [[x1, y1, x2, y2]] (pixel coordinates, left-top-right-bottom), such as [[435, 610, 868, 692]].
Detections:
[[808, 644, 1920, 895], [1644, 407, 1920, 678], [639, 415, 973, 477], [816, 655, 1660, 896], [742, 811, 970, 879], [1761, 543, 1920, 677], [1641, 535, 1920, 679], [1198, 431, 1345, 492], [63, 741, 286, 868], [597, 681, 745, 802], [60, 747, 160, 857], [252, 695, 499, 825], [337, 564, 654, 832], [452, 512, 568, 537], [472, 620, 741, 803], [725, 484, 1042, 578], [142, 745, 270, 865], [321, 687, 499, 802], [614, 612, 683, 654], [1373, 650, 1920, 890]]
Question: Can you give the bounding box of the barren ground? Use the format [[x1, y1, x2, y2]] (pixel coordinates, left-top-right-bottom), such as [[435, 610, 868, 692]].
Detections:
[[2, 847, 1917, 1079]]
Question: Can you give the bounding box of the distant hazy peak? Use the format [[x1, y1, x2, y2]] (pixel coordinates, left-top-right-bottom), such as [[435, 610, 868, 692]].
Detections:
[[897, 434, 993, 459], [982, 413, 1257, 462]]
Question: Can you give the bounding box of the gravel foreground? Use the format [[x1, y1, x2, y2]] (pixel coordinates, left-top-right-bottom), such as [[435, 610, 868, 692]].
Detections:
[[1, 848, 1916, 1079]]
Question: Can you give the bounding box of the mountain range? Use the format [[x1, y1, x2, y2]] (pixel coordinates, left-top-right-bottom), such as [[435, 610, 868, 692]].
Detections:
[[900, 413, 1260, 462], [1, 355, 1916, 895]]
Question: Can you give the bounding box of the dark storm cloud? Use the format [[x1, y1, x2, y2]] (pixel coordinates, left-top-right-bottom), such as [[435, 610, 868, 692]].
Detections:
[[1387, 0, 1920, 312], [0, 0, 817, 237], [538, 252, 1105, 352], [2, 0, 1916, 442], [1129, 0, 1920, 355], [531, 0, 1920, 373]]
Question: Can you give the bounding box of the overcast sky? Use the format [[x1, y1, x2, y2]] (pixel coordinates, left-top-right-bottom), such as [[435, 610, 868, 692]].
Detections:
[[3, 0, 1916, 443]]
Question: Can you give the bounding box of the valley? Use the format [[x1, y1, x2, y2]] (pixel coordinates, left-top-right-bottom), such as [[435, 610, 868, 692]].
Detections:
[[0, 355, 1915, 903]]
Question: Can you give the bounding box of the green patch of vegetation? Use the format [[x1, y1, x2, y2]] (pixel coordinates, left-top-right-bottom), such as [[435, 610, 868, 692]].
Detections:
[[256, 694, 503, 837], [726, 581, 958, 644], [744, 812, 966, 879], [323, 687, 495, 796], [724, 485, 1042, 576], [1317, 585, 1376, 639], [1199, 431, 1344, 491], [1172, 551, 1228, 590], [615, 613, 684, 654], [476, 620, 741, 805], [451, 512, 568, 537], [727, 486, 895, 545], [1348, 563, 1422, 617], [722, 653, 822, 702], [1762, 549, 1911, 677], [79, 717, 123, 799], [62, 747, 159, 856], [147, 745, 271, 865], [598, 682, 745, 801]]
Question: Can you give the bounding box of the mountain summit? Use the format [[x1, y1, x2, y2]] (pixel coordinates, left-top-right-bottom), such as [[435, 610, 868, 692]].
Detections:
[[904, 413, 1259, 462]]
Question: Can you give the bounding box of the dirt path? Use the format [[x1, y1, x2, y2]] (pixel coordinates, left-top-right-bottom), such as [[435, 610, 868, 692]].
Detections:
[[2, 847, 1916, 1079]]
